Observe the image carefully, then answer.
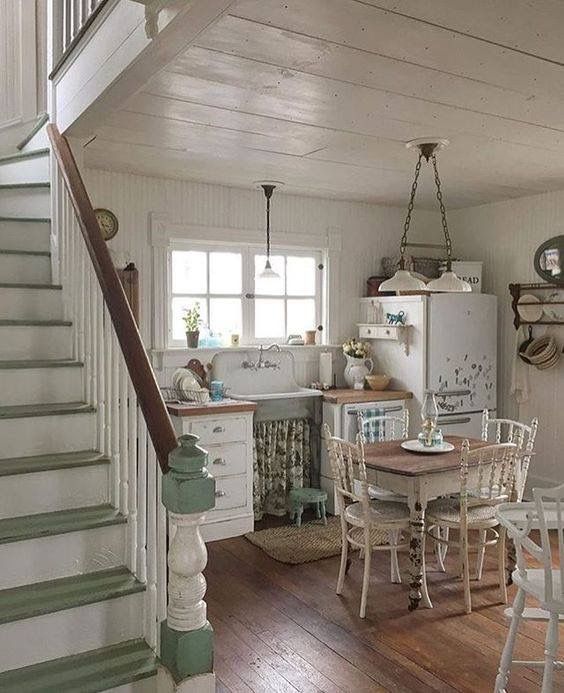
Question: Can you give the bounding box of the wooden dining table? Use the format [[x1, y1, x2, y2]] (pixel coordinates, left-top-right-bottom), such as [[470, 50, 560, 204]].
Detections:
[[363, 435, 491, 611]]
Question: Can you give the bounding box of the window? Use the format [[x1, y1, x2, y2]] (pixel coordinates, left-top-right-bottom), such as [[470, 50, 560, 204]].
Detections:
[[169, 245, 323, 346]]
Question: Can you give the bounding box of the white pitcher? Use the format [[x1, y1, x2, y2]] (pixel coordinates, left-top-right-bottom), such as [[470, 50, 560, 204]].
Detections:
[[344, 355, 374, 388]]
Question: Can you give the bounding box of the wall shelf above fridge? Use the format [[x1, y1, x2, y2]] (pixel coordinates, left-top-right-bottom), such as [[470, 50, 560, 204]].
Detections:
[[357, 323, 411, 355]]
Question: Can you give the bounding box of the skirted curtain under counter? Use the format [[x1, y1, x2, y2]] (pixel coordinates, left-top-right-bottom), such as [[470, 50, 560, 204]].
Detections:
[[253, 418, 312, 520]]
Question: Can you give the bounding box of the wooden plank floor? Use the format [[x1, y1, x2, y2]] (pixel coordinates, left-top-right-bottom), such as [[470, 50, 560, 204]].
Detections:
[[206, 518, 563, 692]]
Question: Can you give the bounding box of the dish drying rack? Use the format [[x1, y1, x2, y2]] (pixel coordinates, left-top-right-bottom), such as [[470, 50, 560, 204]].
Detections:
[[509, 282, 564, 328], [160, 386, 210, 404]]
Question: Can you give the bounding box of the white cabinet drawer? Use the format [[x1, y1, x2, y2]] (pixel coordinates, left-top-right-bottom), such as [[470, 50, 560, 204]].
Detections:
[[358, 324, 399, 340], [213, 475, 247, 512], [207, 443, 247, 478], [190, 417, 246, 444]]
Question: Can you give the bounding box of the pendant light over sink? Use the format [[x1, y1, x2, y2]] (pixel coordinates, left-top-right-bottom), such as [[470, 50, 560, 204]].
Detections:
[[379, 139, 471, 294], [256, 182, 283, 280]]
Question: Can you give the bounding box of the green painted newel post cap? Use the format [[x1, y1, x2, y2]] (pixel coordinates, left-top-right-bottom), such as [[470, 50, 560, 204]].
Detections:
[[162, 434, 215, 514], [161, 621, 214, 682]]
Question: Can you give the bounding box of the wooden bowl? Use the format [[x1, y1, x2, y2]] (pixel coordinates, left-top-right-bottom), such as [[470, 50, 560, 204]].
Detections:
[[365, 374, 390, 391]]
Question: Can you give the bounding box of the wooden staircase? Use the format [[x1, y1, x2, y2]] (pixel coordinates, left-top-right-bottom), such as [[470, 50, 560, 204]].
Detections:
[[0, 147, 158, 691]]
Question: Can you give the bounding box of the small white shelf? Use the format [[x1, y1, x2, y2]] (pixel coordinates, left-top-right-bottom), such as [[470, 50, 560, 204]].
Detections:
[[357, 323, 411, 355]]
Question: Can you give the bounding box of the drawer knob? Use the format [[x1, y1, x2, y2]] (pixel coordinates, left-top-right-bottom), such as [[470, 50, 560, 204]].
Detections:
[[212, 457, 226, 465], [215, 490, 226, 498], [213, 426, 225, 433]]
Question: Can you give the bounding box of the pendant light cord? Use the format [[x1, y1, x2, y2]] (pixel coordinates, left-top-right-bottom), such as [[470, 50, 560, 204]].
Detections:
[[399, 152, 423, 269], [431, 154, 453, 271], [261, 184, 275, 262]]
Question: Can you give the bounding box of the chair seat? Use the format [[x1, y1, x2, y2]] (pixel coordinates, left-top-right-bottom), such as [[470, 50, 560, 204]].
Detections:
[[427, 497, 499, 526], [344, 500, 410, 528], [513, 569, 564, 611], [368, 484, 406, 503], [288, 487, 327, 504]]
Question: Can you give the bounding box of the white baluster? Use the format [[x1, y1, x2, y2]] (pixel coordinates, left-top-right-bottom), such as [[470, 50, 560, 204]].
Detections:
[[137, 417, 148, 582], [119, 355, 129, 516], [127, 379, 137, 572]]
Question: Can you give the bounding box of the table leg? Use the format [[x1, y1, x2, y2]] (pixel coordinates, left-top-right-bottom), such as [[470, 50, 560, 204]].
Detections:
[[408, 487, 432, 611]]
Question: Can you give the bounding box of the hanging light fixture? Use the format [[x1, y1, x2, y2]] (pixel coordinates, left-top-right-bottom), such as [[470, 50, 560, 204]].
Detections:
[[257, 182, 280, 280], [380, 139, 471, 294]]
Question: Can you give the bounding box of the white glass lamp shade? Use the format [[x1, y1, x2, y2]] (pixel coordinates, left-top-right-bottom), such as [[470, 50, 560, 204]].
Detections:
[[379, 269, 426, 293], [258, 259, 280, 280], [427, 270, 471, 293]]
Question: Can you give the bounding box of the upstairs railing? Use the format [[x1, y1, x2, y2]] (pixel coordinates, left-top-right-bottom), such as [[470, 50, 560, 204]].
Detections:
[[51, 0, 110, 77], [48, 124, 176, 650]]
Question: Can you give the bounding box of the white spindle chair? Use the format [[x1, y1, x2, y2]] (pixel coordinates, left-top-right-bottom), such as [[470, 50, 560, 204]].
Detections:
[[495, 485, 564, 693], [440, 412, 539, 578], [426, 441, 518, 613], [357, 409, 409, 503], [482, 410, 538, 502], [323, 424, 410, 618]]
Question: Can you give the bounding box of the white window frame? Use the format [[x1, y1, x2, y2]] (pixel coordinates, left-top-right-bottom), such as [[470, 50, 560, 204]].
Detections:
[[168, 242, 324, 347], [150, 215, 342, 352]]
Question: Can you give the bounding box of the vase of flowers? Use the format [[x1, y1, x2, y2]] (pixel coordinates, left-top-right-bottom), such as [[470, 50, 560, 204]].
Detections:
[[342, 339, 373, 388], [183, 303, 202, 348]]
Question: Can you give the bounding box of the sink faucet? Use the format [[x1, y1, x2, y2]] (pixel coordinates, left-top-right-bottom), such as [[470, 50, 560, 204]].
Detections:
[[241, 344, 281, 370]]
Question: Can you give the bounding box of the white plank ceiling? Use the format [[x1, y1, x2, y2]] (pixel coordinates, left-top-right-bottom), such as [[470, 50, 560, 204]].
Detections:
[[83, 0, 564, 208]]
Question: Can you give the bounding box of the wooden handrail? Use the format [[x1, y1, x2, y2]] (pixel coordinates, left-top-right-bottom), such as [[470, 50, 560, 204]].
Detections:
[[48, 124, 176, 472]]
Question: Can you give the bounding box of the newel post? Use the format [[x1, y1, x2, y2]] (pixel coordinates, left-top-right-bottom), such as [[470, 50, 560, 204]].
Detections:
[[160, 434, 215, 692]]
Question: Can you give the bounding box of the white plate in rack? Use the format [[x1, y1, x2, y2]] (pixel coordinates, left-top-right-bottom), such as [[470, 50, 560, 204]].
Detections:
[[401, 440, 455, 454]]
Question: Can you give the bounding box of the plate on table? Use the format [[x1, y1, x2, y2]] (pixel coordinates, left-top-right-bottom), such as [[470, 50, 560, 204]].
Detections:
[[401, 440, 455, 454]]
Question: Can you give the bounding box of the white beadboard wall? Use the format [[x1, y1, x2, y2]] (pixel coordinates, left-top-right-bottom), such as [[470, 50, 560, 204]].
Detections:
[[451, 191, 564, 487], [84, 167, 439, 383], [0, 0, 21, 128]]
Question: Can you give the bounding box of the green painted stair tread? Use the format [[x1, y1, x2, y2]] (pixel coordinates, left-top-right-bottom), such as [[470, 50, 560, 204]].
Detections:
[[0, 402, 95, 419], [0, 148, 49, 164], [0, 282, 62, 289], [0, 182, 50, 190], [0, 639, 157, 693], [0, 504, 126, 545], [0, 318, 71, 326], [0, 216, 50, 223], [0, 567, 145, 625], [0, 359, 81, 369], [0, 450, 109, 477], [0, 248, 50, 256]]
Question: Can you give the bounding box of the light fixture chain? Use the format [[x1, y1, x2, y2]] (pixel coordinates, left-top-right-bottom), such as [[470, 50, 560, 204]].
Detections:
[[431, 154, 452, 266], [399, 153, 423, 263]]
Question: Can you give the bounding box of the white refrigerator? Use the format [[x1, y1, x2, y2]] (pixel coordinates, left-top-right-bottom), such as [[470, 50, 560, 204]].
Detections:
[[361, 293, 497, 438]]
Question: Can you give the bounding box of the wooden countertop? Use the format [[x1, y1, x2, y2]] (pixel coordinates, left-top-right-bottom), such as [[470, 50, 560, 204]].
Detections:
[[167, 399, 257, 417], [322, 389, 413, 405]]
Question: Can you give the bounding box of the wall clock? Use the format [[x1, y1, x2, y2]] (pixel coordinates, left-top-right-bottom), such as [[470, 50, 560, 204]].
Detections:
[[94, 208, 119, 241]]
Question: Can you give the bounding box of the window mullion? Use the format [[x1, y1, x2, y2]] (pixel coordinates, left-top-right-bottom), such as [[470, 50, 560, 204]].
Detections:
[[243, 248, 254, 343]]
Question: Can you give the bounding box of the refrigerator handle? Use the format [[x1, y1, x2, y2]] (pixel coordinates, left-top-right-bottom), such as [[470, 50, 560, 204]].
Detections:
[[436, 389, 471, 398], [438, 416, 472, 425]]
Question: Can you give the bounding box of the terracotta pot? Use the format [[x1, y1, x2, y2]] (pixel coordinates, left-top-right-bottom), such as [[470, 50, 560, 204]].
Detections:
[[304, 330, 317, 345], [186, 331, 200, 349]]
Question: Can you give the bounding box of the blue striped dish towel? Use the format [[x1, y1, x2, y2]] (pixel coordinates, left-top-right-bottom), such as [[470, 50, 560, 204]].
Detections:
[[357, 407, 386, 443]]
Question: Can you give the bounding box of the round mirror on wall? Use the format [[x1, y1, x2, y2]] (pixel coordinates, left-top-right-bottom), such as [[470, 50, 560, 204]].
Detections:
[[534, 235, 564, 285]]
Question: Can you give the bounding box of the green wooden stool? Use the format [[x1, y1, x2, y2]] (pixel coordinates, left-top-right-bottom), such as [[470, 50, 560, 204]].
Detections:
[[288, 487, 328, 527]]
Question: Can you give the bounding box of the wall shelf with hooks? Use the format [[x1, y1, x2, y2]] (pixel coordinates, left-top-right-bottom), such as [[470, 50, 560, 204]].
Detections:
[[509, 282, 564, 329]]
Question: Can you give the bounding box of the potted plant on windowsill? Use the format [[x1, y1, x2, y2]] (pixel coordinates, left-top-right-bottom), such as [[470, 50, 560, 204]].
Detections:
[[183, 304, 202, 349]]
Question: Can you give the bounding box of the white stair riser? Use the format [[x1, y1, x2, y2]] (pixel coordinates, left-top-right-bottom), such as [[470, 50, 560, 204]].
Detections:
[[0, 412, 97, 458], [0, 592, 144, 672], [0, 187, 50, 217], [0, 366, 83, 405], [0, 220, 50, 251], [0, 465, 109, 519], [20, 129, 49, 153], [0, 155, 49, 185], [107, 677, 158, 693], [0, 524, 126, 590], [0, 325, 72, 359], [0, 287, 62, 320], [0, 253, 51, 283]]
